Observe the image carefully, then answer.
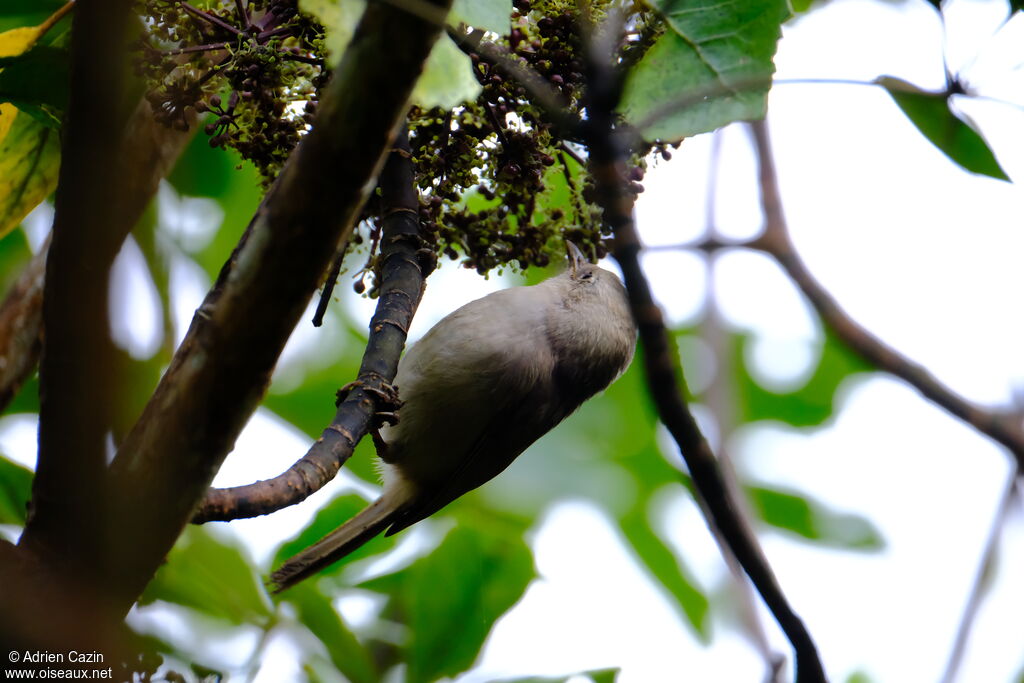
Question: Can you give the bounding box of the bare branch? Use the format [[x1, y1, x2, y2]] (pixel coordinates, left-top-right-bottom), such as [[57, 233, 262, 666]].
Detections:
[[102, 0, 453, 614], [580, 23, 826, 682], [746, 119, 1024, 469], [939, 476, 1018, 683], [193, 127, 431, 523]]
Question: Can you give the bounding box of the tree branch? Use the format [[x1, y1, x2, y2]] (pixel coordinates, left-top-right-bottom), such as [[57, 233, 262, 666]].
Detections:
[[102, 0, 451, 614], [193, 127, 432, 523], [746, 119, 1024, 470], [939, 476, 1017, 683], [580, 21, 826, 682], [19, 0, 134, 579]]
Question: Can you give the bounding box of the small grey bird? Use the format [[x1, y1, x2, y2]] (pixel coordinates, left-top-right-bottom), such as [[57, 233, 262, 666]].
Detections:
[[271, 242, 636, 591]]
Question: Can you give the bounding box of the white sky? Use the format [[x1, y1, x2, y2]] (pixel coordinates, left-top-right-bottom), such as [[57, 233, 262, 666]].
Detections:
[[3, 0, 1024, 681]]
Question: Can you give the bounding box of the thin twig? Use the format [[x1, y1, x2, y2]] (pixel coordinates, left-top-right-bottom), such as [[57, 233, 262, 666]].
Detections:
[[194, 128, 432, 523], [746, 119, 1024, 469], [939, 476, 1018, 683], [447, 27, 580, 134], [580, 16, 826, 682], [312, 247, 347, 327]]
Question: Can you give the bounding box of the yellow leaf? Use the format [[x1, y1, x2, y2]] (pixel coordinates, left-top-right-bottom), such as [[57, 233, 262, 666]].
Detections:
[[0, 1, 72, 58], [0, 104, 16, 142], [0, 26, 46, 58], [0, 112, 60, 239]]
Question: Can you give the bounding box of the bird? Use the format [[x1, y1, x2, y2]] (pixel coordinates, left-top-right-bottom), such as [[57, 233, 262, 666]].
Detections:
[[271, 241, 636, 591]]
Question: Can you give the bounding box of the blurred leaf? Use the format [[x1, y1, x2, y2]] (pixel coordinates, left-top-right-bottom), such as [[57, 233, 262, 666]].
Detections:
[[877, 76, 1009, 181], [4, 374, 38, 414], [845, 671, 875, 683], [497, 670, 619, 683], [273, 493, 398, 575], [0, 106, 59, 239], [587, 669, 620, 683], [285, 582, 378, 683], [620, 0, 789, 141], [619, 505, 710, 637], [299, 0, 363, 60], [791, 0, 814, 10], [450, 0, 511, 33], [168, 133, 263, 280], [141, 526, 273, 624], [0, 453, 32, 524], [360, 521, 535, 683], [0, 46, 68, 126], [412, 34, 482, 109], [747, 484, 884, 550], [732, 327, 873, 427]]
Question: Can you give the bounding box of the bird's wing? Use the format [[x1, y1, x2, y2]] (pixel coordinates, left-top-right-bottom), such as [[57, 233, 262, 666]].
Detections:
[[384, 373, 571, 535]]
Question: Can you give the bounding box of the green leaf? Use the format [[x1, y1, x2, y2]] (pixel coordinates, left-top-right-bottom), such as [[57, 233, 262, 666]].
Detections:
[[0, 453, 32, 525], [359, 522, 535, 683], [141, 526, 273, 624], [450, 0, 511, 34], [747, 484, 885, 550], [620, 0, 790, 141], [412, 34, 482, 109], [497, 670, 619, 683], [877, 76, 1009, 181], [0, 108, 59, 239], [285, 583, 378, 683], [731, 327, 873, 427], [618, 505, 710, 638], [0, 45, 68, 124], [273, 493, 399, 575]]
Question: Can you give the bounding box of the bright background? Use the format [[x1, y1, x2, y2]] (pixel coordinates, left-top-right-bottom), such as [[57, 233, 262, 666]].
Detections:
[[3, 0, 1023, 681]]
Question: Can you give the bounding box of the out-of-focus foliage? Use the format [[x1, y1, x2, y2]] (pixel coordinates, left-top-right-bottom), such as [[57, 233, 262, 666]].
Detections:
[[0, 453, 31, 525]]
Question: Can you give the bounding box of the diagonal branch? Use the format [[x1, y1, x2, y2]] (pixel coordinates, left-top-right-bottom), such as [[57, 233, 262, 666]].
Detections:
[[101, 0, 452, 614], [746, 119, 1024, 469], [193, 127, 432, 523], [581, 18, 826, 683]]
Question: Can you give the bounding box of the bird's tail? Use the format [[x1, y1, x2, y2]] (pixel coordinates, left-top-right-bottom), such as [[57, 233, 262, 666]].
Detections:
[[270, 487, 406, 592]]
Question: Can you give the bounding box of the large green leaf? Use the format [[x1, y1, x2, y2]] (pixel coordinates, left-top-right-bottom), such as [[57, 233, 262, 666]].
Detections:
[[0, 108, 59, 239], [621, 0, 790, 141], [731, 327, 873, 427], [140, 526, 273, 625], [285, 582, 378, 683], [359, 521, 535, 683], [747, 484, 884, 550], [0, 453, 31, 525], [877, 76, 1009, 181]]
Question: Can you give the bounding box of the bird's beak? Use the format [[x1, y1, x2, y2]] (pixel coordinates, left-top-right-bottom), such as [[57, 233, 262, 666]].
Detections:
[[566, 240, 587, 276]]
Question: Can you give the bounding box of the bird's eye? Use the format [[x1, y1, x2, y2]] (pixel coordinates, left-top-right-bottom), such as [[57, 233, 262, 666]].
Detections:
[[580, 271, 594, 280]]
